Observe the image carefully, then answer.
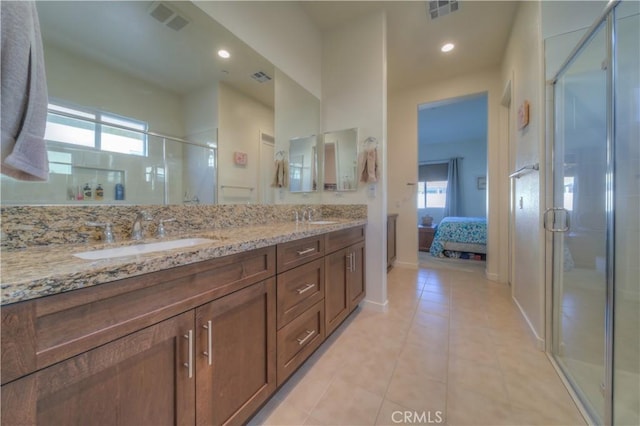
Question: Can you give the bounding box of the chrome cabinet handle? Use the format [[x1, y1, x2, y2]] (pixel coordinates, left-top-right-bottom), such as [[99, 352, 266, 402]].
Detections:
[[296, 329, 315, 346], [346, 253, 353, 272], [202, 320, 212, 366], [183, 330, 193, 378], [296, 247, 315, 256], [351, 251, 356, 272], [543, 207, 570, 232], [296, 283, 315, 295]]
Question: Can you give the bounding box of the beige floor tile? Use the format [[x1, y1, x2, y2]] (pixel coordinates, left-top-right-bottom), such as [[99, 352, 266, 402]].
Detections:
[[510, 405, 587, 425], [447, 356, 509, 404], [309, 377, 384, 425], [278, 369, 334, 414], [258, 264, 586, 426], [449, 328, 500, 368], [249, 397, 309, 426], [416, 299, 451, 318], [503, 370, 585, 424], [385, 363, 447, 414], [446, 386, 514, 426], [375, 399, 446, 426], [397, 342, 449, 382], [406, 322, 449, 348]]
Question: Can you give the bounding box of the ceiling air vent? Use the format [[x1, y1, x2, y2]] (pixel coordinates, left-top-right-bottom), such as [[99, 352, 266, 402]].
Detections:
[[149, 2, 190, 31], [251, 71, 272, 83], [427, 0, 459, 20]]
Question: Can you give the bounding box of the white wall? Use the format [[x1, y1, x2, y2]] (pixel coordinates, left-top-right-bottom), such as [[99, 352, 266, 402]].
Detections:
[[321, 10, 388, 310], [44, 43, 185, 137], [218, 83, 274, 204], [388, 69, 504, 277], [195, 1, 322, 100], [418, 139, 487, 224], [501, 1, 546, 348]]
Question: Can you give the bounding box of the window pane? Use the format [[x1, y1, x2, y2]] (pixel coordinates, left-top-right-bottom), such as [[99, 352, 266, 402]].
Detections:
[[45, 113, 96, 148], [426, 180, 447, 208], [101, 124, 146, 156]]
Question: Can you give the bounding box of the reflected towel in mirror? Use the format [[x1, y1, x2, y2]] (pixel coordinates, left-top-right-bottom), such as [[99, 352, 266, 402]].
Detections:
[[271, 159, 289, 188], [359, 148, 379, 183]]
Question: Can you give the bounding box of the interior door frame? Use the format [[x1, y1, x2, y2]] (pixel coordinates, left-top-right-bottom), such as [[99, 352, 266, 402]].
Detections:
[[259, 131, 275, 204]]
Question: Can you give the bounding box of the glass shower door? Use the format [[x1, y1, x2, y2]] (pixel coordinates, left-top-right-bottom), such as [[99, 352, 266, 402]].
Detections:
[[551, 21, 608, 423]]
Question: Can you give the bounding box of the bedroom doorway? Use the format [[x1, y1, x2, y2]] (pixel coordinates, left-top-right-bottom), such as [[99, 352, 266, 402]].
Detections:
[[417, 93, 488, 265]]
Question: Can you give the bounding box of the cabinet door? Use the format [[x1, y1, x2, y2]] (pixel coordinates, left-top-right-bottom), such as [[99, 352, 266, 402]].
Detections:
[[195, 279, 276, 426], [348, 241, 366, 310], [325, 248, 350, 336], [1, 311, 195, 426]]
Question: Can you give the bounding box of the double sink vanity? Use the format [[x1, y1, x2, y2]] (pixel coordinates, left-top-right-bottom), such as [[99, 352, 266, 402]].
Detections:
[[1, 204, 367, 425]]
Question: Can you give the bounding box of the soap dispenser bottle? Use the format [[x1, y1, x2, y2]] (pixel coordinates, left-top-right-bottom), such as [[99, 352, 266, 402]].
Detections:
[[95, 184, 104, 201], [83, 183, 92, 200]]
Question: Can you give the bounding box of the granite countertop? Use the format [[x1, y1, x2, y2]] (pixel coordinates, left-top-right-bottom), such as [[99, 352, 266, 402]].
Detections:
[[1, 219, 366, 306]]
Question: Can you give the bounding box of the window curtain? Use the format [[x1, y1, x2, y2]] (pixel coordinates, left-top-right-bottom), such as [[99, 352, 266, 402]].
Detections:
[[443, 157, 461, 217]]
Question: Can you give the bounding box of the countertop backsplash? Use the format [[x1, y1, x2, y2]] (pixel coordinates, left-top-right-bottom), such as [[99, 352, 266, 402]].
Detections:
[[1, 204, 367, 250]]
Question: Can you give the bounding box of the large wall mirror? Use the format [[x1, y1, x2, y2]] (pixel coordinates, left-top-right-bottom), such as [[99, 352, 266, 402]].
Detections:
[[323, 128, 358, 192], [0, 1, 319, 206]]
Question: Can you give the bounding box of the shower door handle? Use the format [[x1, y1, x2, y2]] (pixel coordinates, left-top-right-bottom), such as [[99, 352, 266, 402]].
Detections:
[[543, 207, 570, 232]]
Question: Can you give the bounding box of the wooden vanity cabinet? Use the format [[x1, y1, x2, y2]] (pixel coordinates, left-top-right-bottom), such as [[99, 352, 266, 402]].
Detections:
[[324, 226, 366, 336], [1, 247, 276, 426], [2, 311, 196, 426], [195, 279, 276, 426], [1, 225, 367, 425]]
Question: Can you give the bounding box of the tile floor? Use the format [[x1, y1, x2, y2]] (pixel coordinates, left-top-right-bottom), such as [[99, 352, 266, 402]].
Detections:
[[249, 263, 586, 425]]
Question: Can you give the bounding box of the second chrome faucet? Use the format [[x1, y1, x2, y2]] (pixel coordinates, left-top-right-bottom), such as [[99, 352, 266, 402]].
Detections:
[[131, 211, 153, 240]]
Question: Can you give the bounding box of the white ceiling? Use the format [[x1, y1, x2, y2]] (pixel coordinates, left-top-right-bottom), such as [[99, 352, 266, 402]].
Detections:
[[300, 1, 520, 91]]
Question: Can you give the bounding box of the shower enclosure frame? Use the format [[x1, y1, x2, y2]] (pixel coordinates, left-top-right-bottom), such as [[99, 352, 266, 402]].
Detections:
[[545, 1, 624, 425]]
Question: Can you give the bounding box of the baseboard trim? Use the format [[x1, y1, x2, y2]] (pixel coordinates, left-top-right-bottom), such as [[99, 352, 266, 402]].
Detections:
[[512, 296, 546, 351], [394, 261, 418, 269], [362, 299, 389, 313]]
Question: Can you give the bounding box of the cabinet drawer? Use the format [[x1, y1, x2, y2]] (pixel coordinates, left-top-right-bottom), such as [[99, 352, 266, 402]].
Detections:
[[325, 226, 365, 254], [277, 258, 325, 329], [277, 235, 324, 273], [276, 300, 324, 385], [1, 246, 275, 384]]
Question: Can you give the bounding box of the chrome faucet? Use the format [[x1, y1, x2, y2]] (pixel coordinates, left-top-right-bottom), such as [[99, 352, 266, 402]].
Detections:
[[131, 211, 152, 240], [156, 218, 175, 238]]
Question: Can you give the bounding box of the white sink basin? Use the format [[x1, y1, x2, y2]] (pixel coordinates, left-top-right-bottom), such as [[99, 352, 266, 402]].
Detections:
[[74, 238, 216, 260], [307, 220, 338, 225]]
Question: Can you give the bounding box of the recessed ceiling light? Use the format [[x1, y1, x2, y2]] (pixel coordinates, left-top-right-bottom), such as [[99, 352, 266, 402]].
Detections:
[[441, 43, 455, 53], [218, 49, 230, 59]]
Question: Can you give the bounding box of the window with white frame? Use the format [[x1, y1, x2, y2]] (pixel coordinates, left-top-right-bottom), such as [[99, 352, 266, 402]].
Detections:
[[45, 102, 148, 156]]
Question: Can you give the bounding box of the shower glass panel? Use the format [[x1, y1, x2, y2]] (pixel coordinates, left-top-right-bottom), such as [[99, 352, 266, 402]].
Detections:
[[552, 21, 608, 423], [614, 3, 640, 425]]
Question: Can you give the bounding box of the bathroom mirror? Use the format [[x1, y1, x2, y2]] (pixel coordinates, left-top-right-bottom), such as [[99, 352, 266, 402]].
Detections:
[[323, 128, 359, 192], [288, 136, 318, 193], [0, 0, 297, 206]]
